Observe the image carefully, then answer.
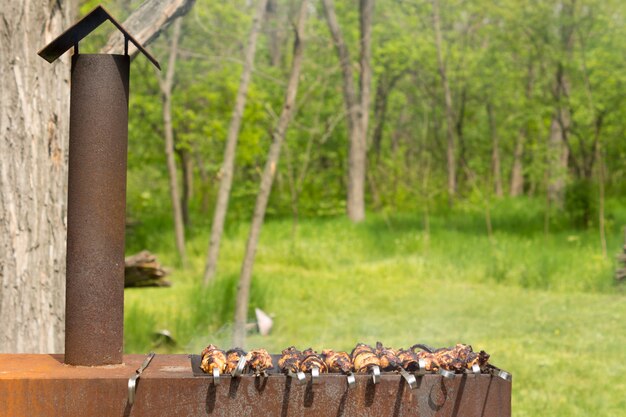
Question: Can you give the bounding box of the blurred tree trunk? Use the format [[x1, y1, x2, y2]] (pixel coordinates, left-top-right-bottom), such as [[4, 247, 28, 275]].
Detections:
[[510, 60, 534, 197], [487, 102, 503, 197], [178, 147, 193, 228], [547, 1, 575, 209], [102, 0, 196, 57], [371, 69, 403, 160], [265, 0, 283, 67], [233, 0, 309, 346], [0, 0, 73, 354], [510, 129, 526, 196], [203, 0, 268, 285], [159, 18, 187, 266], [322, 0, 372, 223], [432, 0, 456, 205]]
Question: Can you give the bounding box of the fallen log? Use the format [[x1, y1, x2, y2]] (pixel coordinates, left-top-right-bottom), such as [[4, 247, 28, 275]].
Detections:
[[125, 250, 171, 288]]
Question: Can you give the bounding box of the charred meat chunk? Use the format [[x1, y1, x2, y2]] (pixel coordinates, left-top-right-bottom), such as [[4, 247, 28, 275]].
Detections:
[[396, 349, 420, 372], [200, 344, 227, 374], [245, 348, 273, 374], [225, 347, 247, 374], [299, 348, 328, 373], [278, 346, 303, 374], [375, 341, 401, 371], [322, 349, 353, 374], [351, 343, 381, 373]]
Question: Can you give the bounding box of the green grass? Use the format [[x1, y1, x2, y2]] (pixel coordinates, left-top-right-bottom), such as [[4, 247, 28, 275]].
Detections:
[[123, 199, 626, 416]]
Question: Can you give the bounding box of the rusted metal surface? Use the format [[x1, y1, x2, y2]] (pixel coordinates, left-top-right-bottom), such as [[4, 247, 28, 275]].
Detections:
[[64, 54, 129, 366], [38, 5, 160, 69], [0, 354, 511, 416]]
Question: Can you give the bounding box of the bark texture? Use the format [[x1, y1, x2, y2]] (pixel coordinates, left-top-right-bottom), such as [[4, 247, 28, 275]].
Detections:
[[487, 102, 503, 197], [432, 0, 456, 204], [547, 1, 575, 209], [322, 0, 372, 222], [510, 61, 534, 197], [203, 0, 269, 285], [159, 18, 187, 266], [0, 0, 72, 353], [101, 0, 196, 58], [233, 0, 309, 347]]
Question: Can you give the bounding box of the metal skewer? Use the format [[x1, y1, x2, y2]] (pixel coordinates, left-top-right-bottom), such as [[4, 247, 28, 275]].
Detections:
[[398, 368, 417, 390], [492, 368, 512, 382], [370, 365, 381, 384], [231, 356, 247, 377], [471, 364, 481, 375], [417, 358, 427, 376], [438, 368, 455, 379], [212, 367, 221, 385], [287, 370, 307, 385], [311, 366, 320, 385], [128, 352, 155, 406], [346, 372, 356, 388]]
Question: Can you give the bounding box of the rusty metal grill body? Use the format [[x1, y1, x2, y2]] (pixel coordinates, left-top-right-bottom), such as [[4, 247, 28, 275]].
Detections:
[[0, 354, 511, 416], [38, 5, 160, 367], [64, 54, 129, 366]]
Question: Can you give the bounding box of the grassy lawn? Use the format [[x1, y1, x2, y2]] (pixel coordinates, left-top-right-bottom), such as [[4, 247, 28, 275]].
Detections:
[[124, 200, 626, 416]]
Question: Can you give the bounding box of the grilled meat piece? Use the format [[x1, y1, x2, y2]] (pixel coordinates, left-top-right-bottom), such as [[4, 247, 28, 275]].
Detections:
[[425, 344, 491, 373], [412, 349, 439, 371], [299, 348, 328, 373], [351, 343, 381, 373], [434, 347, 465, 372], [225, 348, 247, 374], [466, 350, 490, 370], [322, 349, 353, 374], [396, 349, 420, 372], [200, 344, 227, 374], [278, 346, 303, 373], [375, 341, 401, 371], [245, 348, 273, 374]]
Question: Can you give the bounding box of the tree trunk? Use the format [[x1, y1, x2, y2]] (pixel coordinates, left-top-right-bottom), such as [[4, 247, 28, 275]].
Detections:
[[265, 0, 283, 67], [510, 60, 534, 197], [547, 112, 569, 209], [487, 102, 503, 197], [0, 0, 72, 353], [432, 0, 456, 205], [101, 0, 196, 58], [159, 18, 187, 266], [509, 128, 526, 196], [547, 1, 575, 209], [203, 0, 268, 285], [233, 0, 309, 347], [178, 147, 193, 228], [371, 71, 402, 161], [321, 0, 371, 222]]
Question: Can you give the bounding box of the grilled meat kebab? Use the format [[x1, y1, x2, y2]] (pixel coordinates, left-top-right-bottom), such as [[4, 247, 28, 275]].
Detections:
[[300, 348, 328, 373], [351, 343, 381, 373], [245, 348, 273, 374], [322, 349, 353, 374], [200, 344, 227, 374], [278, 346, 302, 373], [225, 347, 247, 374]]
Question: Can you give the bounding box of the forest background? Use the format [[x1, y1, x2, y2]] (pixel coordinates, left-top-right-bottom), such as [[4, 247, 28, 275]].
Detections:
[[2, 0, 626, 415]]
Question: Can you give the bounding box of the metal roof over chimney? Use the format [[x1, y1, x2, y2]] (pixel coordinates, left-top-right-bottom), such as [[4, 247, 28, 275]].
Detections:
[[38, 5, 160, 70]]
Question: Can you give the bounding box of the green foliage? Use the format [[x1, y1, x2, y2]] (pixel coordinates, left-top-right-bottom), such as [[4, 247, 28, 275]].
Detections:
[[124, 202, 625, 415]]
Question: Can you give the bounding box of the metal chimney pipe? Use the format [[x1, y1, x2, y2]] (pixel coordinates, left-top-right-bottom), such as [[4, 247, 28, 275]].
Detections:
[[64, 54, 129, 366]]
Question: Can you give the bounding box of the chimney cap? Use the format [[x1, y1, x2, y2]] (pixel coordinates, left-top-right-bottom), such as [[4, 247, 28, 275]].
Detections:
[[38, 4, 160, 70]]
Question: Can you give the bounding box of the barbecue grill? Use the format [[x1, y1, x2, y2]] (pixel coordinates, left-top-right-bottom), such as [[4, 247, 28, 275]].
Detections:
[[0, 5, 511, 416]]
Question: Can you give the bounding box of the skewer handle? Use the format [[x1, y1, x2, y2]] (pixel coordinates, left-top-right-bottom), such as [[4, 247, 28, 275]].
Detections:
[[399, 368, 417, 390], [371, 365, 381, 384], [347, 372, 356, 388], [311, 366, 320, 385]]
